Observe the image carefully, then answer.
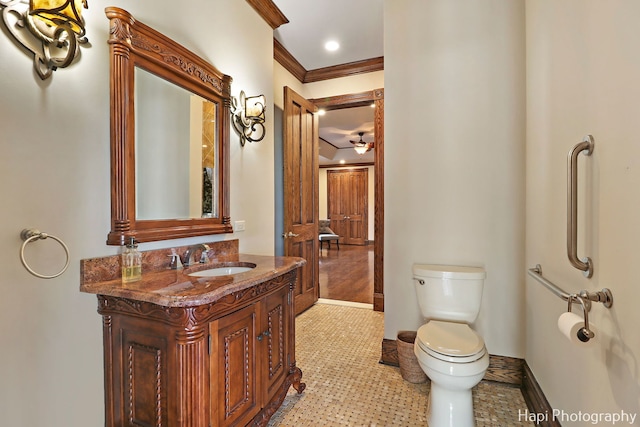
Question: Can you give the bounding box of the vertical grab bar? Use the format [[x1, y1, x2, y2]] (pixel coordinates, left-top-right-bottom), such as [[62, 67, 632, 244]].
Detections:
[[567, 135, 594, 278]]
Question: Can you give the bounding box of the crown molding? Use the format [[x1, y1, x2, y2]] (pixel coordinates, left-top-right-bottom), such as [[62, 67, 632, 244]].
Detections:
[[320, 162, 374, 169], [305, 57, 384, 83], [246, 0, 289, 29], [309, 88, 384, 110], [274, 38, 306, 82], [274, 38, 384, 84]]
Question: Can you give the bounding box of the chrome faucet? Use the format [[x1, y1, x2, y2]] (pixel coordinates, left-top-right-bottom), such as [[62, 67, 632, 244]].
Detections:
[[183, 244, 210, 267]]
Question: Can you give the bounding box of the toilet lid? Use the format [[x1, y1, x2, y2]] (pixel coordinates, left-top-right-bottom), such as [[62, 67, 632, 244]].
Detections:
[[416, 321, 486, 363]]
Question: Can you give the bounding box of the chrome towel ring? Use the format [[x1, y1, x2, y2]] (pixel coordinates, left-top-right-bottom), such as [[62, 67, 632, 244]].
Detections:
[[20, 228, 70, 279]]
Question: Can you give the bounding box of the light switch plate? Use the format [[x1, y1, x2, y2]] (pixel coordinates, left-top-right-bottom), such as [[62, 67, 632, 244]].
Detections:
[[234, 220, 246, 232]]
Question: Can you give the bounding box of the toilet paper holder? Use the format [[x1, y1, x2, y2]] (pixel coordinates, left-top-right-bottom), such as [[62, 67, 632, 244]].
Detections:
[[528, 264, 614, 342], [565, 289, 613, 342], [567, 294, 595, 342]]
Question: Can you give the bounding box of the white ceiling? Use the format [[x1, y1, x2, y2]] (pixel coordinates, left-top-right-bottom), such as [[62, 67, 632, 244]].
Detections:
[[272, 0, 384, 70], [271, 0, 382, 165], [319, 106, 375, 148], [318, 106, 375, 165]]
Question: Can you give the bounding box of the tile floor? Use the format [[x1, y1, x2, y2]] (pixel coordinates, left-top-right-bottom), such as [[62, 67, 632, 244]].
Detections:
[[268, 302, 533, 426]]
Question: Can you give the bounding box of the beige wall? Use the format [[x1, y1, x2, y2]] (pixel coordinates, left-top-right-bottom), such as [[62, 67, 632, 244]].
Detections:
[[0, 1, 275, 425], [526, 1, 640, 423], [273, 61, 304, 109], [3, 1, 637, 425], [303, 71, 384, 100], [384, 0, 527, 358]]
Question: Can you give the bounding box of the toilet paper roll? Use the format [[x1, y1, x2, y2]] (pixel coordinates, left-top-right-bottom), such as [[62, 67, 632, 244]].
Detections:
[[557, 312, 596, 346]]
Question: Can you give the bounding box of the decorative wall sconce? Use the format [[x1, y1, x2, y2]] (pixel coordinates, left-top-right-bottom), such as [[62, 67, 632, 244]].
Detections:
[[0, 0, 88, 79], [231, 90, 266, 146]]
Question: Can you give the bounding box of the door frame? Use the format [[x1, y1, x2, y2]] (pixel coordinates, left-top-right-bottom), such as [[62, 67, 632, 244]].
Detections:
[[309, 89, 384, 312]]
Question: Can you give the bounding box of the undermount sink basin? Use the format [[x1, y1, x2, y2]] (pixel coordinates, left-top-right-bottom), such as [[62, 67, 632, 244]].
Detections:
[[188, 264, 256, 277]]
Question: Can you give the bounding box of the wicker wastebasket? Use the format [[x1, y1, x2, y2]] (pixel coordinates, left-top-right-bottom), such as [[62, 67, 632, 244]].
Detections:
[[397, 330, 428, 383]]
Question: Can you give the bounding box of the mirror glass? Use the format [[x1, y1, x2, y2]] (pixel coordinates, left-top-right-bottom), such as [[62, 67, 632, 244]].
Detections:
[[135, 68, 218, 220]]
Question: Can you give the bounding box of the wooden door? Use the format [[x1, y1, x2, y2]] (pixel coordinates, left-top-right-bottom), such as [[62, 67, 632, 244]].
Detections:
[[212, 303, 260, 427], [283, 86, 319, 315], [327, 170, 347, 239], [327, 169, 368, 245]]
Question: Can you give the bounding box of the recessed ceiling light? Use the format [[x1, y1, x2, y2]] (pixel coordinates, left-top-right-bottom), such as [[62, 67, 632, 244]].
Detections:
[[324, 41, 340, 51], [318, 109, 326, 116], [339, 159, 346, 164]]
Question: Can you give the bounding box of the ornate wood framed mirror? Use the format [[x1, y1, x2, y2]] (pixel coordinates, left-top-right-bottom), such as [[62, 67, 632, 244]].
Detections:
[[106, 7, 232, 245]]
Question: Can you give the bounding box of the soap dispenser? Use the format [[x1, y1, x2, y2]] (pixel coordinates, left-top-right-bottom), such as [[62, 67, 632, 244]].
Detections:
[[122, 237, 142, 283]]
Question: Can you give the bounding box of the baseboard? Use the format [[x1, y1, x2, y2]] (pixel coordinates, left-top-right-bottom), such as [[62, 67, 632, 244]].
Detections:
[[521, 361, 561, 427], [379, 338, 523, 385], [380, 338, 398, 365], [317, 298, 373, 310], [373, 293, 384, 312], [484, 354, 524, 385]]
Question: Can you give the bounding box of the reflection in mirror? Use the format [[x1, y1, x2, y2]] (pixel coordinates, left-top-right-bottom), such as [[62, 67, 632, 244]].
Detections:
[[135, 68, 218, 220]]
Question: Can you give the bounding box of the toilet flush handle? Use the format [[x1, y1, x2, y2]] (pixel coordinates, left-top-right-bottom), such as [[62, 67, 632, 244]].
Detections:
[[415, 278, 425, 285]]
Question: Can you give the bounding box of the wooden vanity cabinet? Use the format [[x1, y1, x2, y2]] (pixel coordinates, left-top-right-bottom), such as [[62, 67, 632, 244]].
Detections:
[[97, 270, 304, 427], [211, 285, 290, 426]]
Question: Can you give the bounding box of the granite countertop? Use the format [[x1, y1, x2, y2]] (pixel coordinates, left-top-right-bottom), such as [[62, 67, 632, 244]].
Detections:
[[80, 253, 306, 308]]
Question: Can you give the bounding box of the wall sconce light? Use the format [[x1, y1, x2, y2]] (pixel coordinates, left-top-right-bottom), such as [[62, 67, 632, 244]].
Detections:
[[231, 90, 266, 146], [0, 0, 89, 80]]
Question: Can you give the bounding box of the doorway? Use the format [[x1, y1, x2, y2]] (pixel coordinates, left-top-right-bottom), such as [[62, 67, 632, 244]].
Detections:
[[311, 89, 384, 312]]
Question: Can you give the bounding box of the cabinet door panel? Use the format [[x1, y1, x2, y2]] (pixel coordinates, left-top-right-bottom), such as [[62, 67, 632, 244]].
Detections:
[[262, 286, 290, 403], [120, 328, 168, 427], [214, 304, 260, 427]]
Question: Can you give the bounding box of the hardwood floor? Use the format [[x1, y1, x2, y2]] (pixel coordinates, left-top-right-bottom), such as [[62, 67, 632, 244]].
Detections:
[[318, 244, 374, 304]]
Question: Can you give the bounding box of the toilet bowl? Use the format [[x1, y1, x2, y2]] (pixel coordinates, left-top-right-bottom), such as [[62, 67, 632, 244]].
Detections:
[[412, 264, 488, 427], [414, 320, 489, 427]]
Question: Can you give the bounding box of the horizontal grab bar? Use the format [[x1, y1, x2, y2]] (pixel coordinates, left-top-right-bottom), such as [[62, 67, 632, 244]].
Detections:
[[528, 264, 571, 301], [528, 264, 613, 310]]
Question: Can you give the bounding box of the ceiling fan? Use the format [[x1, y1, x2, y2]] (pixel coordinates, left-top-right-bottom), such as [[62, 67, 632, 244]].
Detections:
[[349, 131, 374, 154]]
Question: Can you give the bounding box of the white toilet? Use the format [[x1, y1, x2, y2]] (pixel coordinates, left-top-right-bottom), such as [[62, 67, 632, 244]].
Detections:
[[412, 264, 489, 427]]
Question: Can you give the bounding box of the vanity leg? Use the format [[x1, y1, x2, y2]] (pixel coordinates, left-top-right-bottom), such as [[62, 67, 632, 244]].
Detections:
[[291, 367, 306, 394]]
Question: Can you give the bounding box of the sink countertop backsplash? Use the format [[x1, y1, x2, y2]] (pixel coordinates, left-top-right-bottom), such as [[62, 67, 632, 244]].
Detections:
[[80, 239, 306, 307]]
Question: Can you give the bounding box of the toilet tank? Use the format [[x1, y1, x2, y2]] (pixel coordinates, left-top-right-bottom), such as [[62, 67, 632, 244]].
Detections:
[[413, 264, 486, 323]]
